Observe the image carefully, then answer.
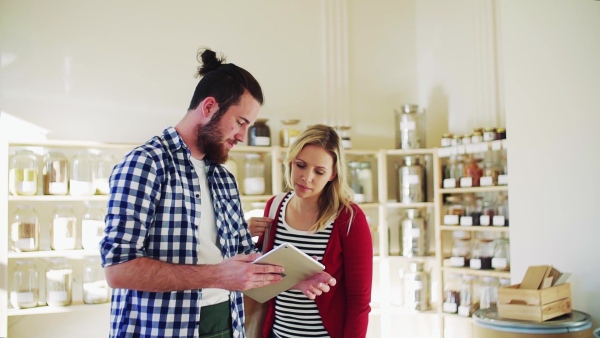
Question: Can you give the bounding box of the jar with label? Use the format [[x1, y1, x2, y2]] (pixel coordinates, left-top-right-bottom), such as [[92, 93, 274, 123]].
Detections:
[[43, 152, 69, 195], [461, 134, 472, 145], [70, 151, 96, 196], [479, 277, 500, 310], [359, 162, 374, 203], [397, 156, 425, 203], [403, 262, 430, 311], [462, 156, 483, 187], [441, 133, 453, 147], [395, 104, 423, 149], [45, 258, 72, 306], [9, 150, 39, 196], [483, 127, 497, 142], [442, 156, 463, 189], [83, 257, 110, 304], [443, 273, 462, 314], [279, 119, 301, 147], [470, 239, 494, 270], [337, 126, 352, 149], [458, 275, 478, 317], [248, 118, 271, 146], [496, 128, 506, 140], [480, 200, 496, 226], [348, 161, 364, 203], [450, 234, 471, 268], [81, 204, 106, 250], [460, 195, 480, 226], [492, 238, 510, 271], [480, 161, 500, 186], [451, 135, 462, 146], [471, 131, 483, 144], [243, 154, 266, 195], [51, 205, 78, 250], [443, 196, 463, 225], [401, 209, 427, 257], [494, 194, 509, 226], [11, 260, 39, 309], [11, 205, 39, 252], [95, 153, 116, 195]]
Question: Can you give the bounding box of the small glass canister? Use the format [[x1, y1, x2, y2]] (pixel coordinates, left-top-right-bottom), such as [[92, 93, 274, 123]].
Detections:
[[401, 209, 427, 257], [359, 161, 374, 203], [458, 275, 478, 317], [95, 153, 116, 195], [336, 126, 352, 149], [279, 119, 301, 147], [51, 205, 78, 250], [83, 257, 110, 304], [243, 154, 266, 195], [348, 161, 364, 203], [397, 156, 425, 203], [479, 277, 500, 310], [11, 205, 40, 252], [403, 262, 430, 311], [443, 273, 462, 314], [450, 234, 471, 268], [9, 150, 39, 196], [441, 133, 453, 147], [43, 152, 69, 195], [470, 239, 494, 270], [492, 238, 511, 271], [81, 204, 106, 251], [443, 196, 464, 225], [70, 151, 96, 196], [494, 194, 509, 226], [45, 258, 73, 306], [483, 127, 497, 142], [395, 104, 423, 149], [11, 260, 39, 309], [248, 118, 271, 146]]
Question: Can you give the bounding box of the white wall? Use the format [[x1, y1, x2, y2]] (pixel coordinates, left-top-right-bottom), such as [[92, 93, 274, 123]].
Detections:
[[499, 0, 600, 328]]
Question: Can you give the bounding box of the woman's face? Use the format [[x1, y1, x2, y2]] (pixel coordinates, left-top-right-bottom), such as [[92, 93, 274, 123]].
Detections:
[[291, 144, 336, 200]]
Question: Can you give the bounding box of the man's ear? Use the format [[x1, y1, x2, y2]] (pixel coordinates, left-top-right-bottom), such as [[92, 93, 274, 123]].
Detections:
[[201, 97, 219, 118]]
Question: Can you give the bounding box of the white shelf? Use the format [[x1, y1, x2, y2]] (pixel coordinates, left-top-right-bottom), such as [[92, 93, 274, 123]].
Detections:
[[439, 186, 508, 194], [7, 250, 100, 259], [385, 148, 436, 156], [8, 195, 109, 202], [7, 302, 110, 317], [386, 202, 434, 209], [442, 267, 510, 279], [8, 140, 138, 150], [439, 225, 509, 233]]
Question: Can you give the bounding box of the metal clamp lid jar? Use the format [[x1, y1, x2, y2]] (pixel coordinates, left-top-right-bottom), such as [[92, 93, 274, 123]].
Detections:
[[248, 118, 271, 146], [395, 104, 423, 149]]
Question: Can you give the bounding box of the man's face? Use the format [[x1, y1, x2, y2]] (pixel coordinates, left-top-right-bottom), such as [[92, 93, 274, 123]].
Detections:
[[195, 92, 260, 164]]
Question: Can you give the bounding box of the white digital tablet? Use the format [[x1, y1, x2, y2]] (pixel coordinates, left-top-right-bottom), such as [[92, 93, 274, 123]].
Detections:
[[243, 242, 326, 303]]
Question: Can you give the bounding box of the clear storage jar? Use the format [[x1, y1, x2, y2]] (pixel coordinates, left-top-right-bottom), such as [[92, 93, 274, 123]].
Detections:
[[81, 204, 106, 250], [397, 156, 425, 203], [443, 156, 463, 189], [83, 258, 110, 304], [70, 151, 96, 196], [359, 161, 374, 203], [403, 262, 430, 311], [45, 258, 72, 306], [480, 200, 496, 226], [279, 119, 301, 147], [479, 276, 499, 310], [11, 260, 39, 309], [9, 150, 39, 196], [494, 194, 509, 226], [51, 205, 78, 250], [94, 153, 116, 195], [450, 235, 471, 268], [395, 104, 423, 149], [443, 273, 462, 314], [401, 209, 427, 257], [443, 196, 463, 225], [348, 161, 364, 203], [470, 239, 494, 270], [43, 152, 69, 195], [248, 118, 271, 146], [11, 205, 39, 252], [458, 275, 478, 317], [492, 238, 510, 271], [243, 154, 265, 195]]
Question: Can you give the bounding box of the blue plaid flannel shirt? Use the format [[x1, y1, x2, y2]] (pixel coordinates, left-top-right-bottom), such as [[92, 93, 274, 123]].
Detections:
[[100, 127, 254, 338]]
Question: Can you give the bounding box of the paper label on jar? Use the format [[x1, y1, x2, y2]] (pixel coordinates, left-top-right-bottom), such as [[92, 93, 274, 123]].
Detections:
[[443, 302, 458, 313], [410, 228, 421, 238], [406, 280, 423, 290], [498, 175, 508, 185], [49, 182, 68, 195], [441, 139, 452, 147], [17, 181, 37, 194], [16, 238, 36, 251], [491, 140, 503, 150], [48, 291, 68, 302], [407, 174, 420, 185], [400, 121, 416, 131], [470, 258, 482, 269], [444, 215, 459, 225], [460, 177, 473, 187], [437, 147, 452, 157], [472, 135, 483, 143], [492, 258, 507, 269], [443, 178, 456, 188], [253, 136, 270, 146], [480, 215, 491, 226], [493, 215, 506, 226], [458, 305, 471, 317], [243, 177, 266, 195], [483, 132, 496, 142], [70, 180, 95, 196], [480, 176, 493, 186], [16, 292, 35, 303], [342, 139, 352, 149], [449, 257, 465, 267], [460, 216, 473, 226]]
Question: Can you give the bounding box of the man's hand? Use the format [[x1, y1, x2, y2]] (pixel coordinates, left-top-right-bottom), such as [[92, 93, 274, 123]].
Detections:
[[216, 253, 284, 291]]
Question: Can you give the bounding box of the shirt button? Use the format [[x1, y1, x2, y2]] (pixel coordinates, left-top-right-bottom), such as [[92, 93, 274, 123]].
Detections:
[[195, 194, 200, 198]]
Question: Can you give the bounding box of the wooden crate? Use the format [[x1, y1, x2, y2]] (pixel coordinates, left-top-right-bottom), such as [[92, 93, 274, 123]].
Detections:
[[497, 283, 572, 322]]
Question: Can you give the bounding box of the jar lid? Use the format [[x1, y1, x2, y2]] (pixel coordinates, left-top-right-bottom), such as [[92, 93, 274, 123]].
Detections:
[[402, 156, 421, 166], [400, 104, 419, 114], [473, 127, 484, 133], [404, 208, 422, 218], [496, 128, 506, 133], [255, 118, 269, 123], [462, 134, 472, 138], [442, 133, 453, 138], [484, 127, 496, 132], [472, 131, 483, 136], [281, 119, 300, 125]]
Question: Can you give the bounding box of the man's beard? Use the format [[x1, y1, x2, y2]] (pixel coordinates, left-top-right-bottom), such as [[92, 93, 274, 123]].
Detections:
[[195, 113, 230, 164]]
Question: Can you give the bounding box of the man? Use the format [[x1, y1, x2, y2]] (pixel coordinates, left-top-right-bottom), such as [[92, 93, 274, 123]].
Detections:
[[100, 49, 330, 338]]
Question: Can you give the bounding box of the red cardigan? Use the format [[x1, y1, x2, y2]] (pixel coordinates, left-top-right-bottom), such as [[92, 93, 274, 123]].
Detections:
[[259, 193, 373, 338]]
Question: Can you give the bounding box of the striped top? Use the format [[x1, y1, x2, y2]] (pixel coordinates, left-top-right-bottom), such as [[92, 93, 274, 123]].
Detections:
[[272, 192, 333, 338]]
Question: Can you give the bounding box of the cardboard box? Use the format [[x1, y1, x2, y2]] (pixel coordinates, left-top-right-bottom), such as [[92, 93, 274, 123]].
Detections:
[[497, 283, 572, 322]]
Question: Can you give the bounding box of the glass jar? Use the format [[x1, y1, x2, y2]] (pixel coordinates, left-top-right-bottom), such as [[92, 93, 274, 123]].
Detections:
[[243, 154, 265, 195], [451, 135, 462, 146], [95, 153, 116, 195], [45, 258, 73, 306], [10, 205, 39, 252], [401, 209, 427, 257], [470, 239, 494, 270], [83, 258, 110, 304], [11, 260, 39, 309], [483, 127, 497, 142], [43, 152, 69, 195], [480, 161, 501, 186], [492, 238, 511, 271], [359, 161, 374, 203], [443, 157, 463, 189], [348, 161, 364, 203], [441, 133, 453, 147], [494, 194, 509, 226], [397, 156, 425, 203], [443, 273, 462, 314], [279, 119, 301, 147], [395, 104, 423, 149], [51, 205, 78, 250], [461, 134, 472, 145], [70, 151, 95, 196], [450, 235, 471, 268], [458, 275, 478, 317], [337, 126, 352, 149], [81, 204, 106, 251], [9, 150, 39, 196], [403, 262, 430, 311], [479, 277, 500, 310], [460, 195, 477, 226], [471, 131, 483, 143], [496, 128, 507, 140], [480, 199, 496, 226], [248, 118, 271, 146], [443, 196, 464, 225], [461, 156, 483, 187], [498, 148, 509, 185]]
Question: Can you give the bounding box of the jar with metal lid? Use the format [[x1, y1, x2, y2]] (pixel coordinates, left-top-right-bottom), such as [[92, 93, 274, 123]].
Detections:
[[279, 119, 301, 147], [458, 275, 478, 317], [451, 135, 462, 146], [243, 154, 265, 195], [51, 205, 78, 250], [461, 134, 472, 145], [11, 205, 39, 252], [461, 156, 483, 187], [248, 118, 271, 146], [70, 151, 95, 196], [403, 261, 430, 311], [443, 196, 463, 225], [83, 257, 110, 304], [395, 104, 423, 149], [483, 127, 497, 142], [471, 131, 483, 144], [492, 238, 510, 271], [496, 128, 506, 140], [441, 133, 453, 147], [401, 209, 427, 257], [397, 156, 425, 203], [43, 152, 69, 195], [9, 150, 39, 196], [336, 126, 352, 149], [450, 234, 471, 268], [45, 258, 72, 306], [81, 204, 106, 250], [95, 153, 116, 195], [11, 260, 39, 309], [443, 273, 462, 314], [480, 161, 501, 186], [460, 195, 478, 226], [470, 239, 494, 270], [479, 277, 499, 310]]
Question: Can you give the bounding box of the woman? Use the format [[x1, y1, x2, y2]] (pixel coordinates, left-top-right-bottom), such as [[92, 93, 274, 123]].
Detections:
[[248, 124, 373, 338]]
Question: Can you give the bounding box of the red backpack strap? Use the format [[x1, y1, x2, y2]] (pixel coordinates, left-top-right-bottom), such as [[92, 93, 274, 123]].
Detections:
[[261, 192, 288, 252]]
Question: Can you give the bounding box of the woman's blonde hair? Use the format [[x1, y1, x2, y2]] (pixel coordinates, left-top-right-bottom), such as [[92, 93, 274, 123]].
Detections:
[[283, 124, 354, 232]]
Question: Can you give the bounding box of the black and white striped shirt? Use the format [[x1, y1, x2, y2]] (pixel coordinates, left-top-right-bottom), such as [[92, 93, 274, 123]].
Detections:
[[272, 192, 333, 338]]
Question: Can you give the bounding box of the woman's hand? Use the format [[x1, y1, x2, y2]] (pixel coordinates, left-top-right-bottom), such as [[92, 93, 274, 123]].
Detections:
[[292, 271, 336, 300], [247, 217, 273, 237]]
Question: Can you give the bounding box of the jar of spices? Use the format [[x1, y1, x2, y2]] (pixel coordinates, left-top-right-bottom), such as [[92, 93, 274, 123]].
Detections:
[[496, 128, 507, 140], [401, 209, 427, 257], [279, 119, 301, 147], [45, 258, 72, 306], [494, 194, 509, 226], [51, 205, 78, 250], [81, 204, 106, 250], [492, 238, 511, 271], [461, 134, 472, 145], [443, 156, 463, 189], [248, 118, 271, 146], [243, 154, 266, 195], [450, 234, 471, 268], [10, 205, 39, 252], [395, 104, 423, 149], [461, 156, 483, 187], [470, 239, 494, 270], [403, 262, 430, 311], [443, 196, 464, 225], [43, 152, 69, 195], [9, 150, 39, 196], [441, 133, 453, 147], [480, 199, 496, 226], [458, 275, 478, 317], [70, 151, 96, 196], [397, 156, 425, 203], [483, 127, 497, 142], [480, 161, 500, 186], [83, 257, 110, 304], [443, 273, 462, 314], [11, 260, 39, 309], [94, 153, 116, 195], [471, 131, 483, 144]]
